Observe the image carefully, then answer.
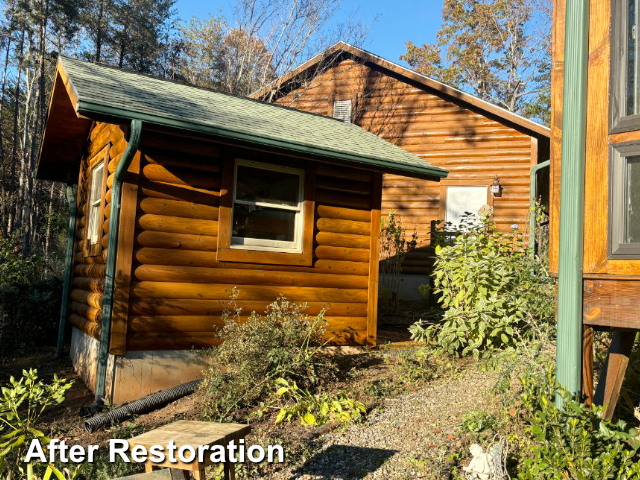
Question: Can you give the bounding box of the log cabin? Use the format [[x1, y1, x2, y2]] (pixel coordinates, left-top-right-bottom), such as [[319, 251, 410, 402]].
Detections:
[[253, 42, 551, 299], [552, 0, 640, 418], [37, 56, 447, 404]]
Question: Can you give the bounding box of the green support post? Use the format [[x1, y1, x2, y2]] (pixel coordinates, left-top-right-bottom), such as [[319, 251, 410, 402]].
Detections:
[[56, 184, 77, 355], [556, 0, 590, 403]]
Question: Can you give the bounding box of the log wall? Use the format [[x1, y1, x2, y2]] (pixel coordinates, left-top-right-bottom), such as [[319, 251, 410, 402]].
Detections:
[[68, 122, 127, 340], [122, 132, 378, 350], [276, 59, 549, 273]]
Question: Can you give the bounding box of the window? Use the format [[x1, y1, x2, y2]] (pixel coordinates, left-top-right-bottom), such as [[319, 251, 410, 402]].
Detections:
[[87, 163, 104, 246], [231, 160, 304, 252], [217, 158, 315, 266], [610, 0, 640, 131], [83, 145, 109, 257], [444, 185, 489, 231], [609, 143, 640, 257], [333, 100, 352, 123]]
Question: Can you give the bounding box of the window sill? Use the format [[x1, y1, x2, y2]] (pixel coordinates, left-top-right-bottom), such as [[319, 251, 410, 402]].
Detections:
[[83, 243, 103, 258], [217, 247, 313, 266]]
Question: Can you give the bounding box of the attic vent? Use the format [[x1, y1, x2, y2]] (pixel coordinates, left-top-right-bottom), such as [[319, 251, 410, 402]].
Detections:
[[333, 100, 352, 123]]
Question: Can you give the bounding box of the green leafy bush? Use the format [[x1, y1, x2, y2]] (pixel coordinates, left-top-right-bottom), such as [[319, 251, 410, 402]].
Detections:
[[0, 369, 73, 479], [199, 292, 336, 421], [460, 410, 498, 434], [273, 378, 365, 426], [412, 215, 555, 358], [516, 366, 640, 480]]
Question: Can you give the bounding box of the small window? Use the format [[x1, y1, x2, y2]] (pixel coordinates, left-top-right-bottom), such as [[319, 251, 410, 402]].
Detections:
[[87, 162, 104, 246], [231, 160, 304, 252], [333, 100, 352, 123], [610, 0, 640, 131], [445, 185, 489, 231], [609, 143, 640, 257]]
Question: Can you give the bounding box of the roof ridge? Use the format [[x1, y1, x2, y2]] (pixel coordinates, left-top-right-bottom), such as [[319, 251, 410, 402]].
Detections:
[[334, 42, 550, 133], [252, 42, 550, 137]]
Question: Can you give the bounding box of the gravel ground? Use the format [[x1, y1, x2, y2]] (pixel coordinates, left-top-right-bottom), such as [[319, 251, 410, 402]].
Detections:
[[267, 366, 500, 480]]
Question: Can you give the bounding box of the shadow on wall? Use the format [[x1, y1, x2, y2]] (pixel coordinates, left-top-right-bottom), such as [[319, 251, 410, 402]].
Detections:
[[292, 445, 397, 479]]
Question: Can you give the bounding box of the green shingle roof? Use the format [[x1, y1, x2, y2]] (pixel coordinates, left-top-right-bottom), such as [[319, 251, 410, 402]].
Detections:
[[59, 56, 448, 180]]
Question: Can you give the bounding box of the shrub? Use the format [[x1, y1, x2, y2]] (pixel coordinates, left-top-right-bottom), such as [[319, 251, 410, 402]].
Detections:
[[516, 366, 640, 479], [460, 410, 498, 434], [199, 292, 336, 421], [0, 237, 62, 358], [0, 369, 73, 479], [273, 378, 365, 426], [411, 214, 555, 358]]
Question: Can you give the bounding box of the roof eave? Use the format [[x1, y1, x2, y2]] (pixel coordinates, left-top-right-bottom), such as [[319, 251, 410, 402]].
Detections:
[[75, 99, 448, 181]]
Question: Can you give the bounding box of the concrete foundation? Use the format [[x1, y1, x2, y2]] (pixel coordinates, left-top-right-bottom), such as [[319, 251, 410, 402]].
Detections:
[[70, 327, 206, 405]]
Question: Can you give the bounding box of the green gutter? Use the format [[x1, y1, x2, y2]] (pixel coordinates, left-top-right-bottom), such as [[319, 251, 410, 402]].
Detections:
[[94, 119, 142, 405], [529, 160, 550, 257], [74, 100, 448, 181], [56, 184, 77, 355], [556, 0, 589, 404]]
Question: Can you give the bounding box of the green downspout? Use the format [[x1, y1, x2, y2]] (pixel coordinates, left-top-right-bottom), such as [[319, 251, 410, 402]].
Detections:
[[94, 119, 143, 405], [56, 182, 77, 355], [529, 159, 550, 257], [556, 0, 589, 403]]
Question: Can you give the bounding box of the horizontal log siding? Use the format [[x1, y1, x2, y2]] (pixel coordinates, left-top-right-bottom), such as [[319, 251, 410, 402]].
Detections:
[[68, 122, 125, 339], [127, 139, 373, 350], [277, 59, 539, 273]]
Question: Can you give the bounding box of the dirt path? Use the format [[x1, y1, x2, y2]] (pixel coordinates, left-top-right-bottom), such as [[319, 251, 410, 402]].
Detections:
[[267, 365, 500, 480]]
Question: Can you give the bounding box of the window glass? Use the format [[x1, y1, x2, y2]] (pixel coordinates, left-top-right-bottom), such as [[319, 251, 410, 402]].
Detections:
[[627, 0, 640, 116], [87, 163, 104, 245], [232, 205, 296, 241], [626, 156, 640, 242], [231, 161, 304, 251], [235, 165, 299, 206]]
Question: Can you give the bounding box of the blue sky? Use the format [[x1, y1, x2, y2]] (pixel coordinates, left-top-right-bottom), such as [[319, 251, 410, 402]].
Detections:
[[173, 0, 444, 67]]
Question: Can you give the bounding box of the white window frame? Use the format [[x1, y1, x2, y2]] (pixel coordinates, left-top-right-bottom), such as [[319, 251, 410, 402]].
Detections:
[[87, 162, 104, 246], [230, 159, 305, 253], [444, 185, 489, 232]]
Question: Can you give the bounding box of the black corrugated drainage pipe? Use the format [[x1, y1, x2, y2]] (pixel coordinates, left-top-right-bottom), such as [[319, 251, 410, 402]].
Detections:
[[84, 380, 202, 433], [94, 120, 143, 406]]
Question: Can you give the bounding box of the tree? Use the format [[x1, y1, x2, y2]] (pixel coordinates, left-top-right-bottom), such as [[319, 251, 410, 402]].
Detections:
[[175, 15, 226, 89], [225, 0, 369, 98], [401, 0, 551, 124], [105, 0, 177, 73]]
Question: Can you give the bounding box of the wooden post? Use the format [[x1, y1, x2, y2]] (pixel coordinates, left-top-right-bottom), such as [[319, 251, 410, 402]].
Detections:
[[109, 151, 141, 355], [366, 172, 382, 348], [582, 325, 594, 407], [594, 331, 635, 420]]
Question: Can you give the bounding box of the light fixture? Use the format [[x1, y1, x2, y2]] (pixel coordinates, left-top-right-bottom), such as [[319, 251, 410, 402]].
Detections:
[[492, 176, 502, 197]]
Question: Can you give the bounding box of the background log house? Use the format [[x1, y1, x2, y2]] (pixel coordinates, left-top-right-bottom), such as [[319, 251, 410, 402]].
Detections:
[[254, 42, 551, 281]]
